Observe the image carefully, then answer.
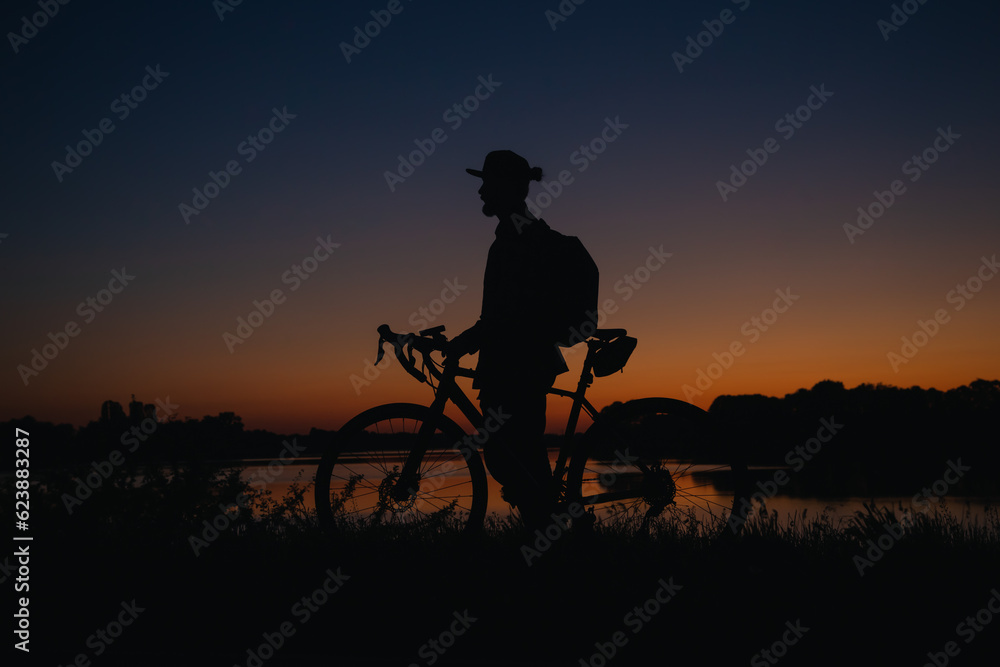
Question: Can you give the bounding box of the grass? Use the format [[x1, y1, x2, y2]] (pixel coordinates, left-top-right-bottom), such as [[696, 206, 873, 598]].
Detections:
[[736, 499, 1000, 547], [18, 457, 999, 553], [7, 463, 1000, 665]]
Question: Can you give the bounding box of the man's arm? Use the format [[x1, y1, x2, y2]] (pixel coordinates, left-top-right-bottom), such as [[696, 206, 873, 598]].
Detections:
[[445, 321, 482, 359]]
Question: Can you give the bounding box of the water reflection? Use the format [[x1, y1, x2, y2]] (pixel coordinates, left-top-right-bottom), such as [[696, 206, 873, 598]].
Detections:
[[241, 452, 994, 525]]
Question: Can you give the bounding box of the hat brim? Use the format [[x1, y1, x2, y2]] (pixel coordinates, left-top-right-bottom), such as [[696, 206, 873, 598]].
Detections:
[[465, 168, 484, 177]]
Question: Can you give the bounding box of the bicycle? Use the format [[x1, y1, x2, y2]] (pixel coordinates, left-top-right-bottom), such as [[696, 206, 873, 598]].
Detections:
[[315, 324, 749, 537]]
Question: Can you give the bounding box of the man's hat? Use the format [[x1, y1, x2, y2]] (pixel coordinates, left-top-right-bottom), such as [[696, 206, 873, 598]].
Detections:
[[466, 150, 531, 180]]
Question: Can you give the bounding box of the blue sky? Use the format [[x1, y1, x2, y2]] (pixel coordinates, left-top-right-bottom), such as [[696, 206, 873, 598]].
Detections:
[[3, 0, 998, 431]]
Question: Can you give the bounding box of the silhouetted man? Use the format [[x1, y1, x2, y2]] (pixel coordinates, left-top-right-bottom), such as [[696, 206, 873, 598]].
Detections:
[[447, 150, 598, 529]]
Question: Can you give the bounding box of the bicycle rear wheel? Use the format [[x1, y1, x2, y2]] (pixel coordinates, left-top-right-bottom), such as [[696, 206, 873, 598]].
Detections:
[[566, 398, 749, 536], [315, 403, 488, 537]]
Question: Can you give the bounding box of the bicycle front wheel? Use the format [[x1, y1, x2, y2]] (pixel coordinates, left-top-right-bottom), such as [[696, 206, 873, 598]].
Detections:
[[566, 398, 749, 535], [315, 403, 488, 537]]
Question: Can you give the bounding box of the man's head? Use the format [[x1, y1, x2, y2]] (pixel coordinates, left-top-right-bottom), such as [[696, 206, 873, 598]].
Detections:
[[467, 150, 542, 217]]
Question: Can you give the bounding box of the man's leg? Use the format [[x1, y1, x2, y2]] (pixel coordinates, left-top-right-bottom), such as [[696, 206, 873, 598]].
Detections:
[[479, 382, 553, 529]]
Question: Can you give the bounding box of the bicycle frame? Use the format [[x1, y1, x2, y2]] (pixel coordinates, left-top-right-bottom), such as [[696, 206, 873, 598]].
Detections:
[[392, 361, 480, 500], [391, 336, 605, 501], [317, 324, 748, 535], [548, 349, 603, 482]]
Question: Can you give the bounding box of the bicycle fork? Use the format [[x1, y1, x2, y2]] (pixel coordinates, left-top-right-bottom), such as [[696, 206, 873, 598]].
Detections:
[[390, 398, 446, 503], [390, 369, 483, 503]]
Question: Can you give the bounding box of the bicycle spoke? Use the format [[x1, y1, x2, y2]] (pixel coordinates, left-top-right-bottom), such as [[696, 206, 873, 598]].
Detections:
[[681, 481, 720, 491], [317, 406, 486, 534], [421, 452, 460, 477], [366, 423, 391, 473], [670, 461, 698, 478], [425, 480, 473, 494], [565, 402, 748, 536], [331, 461, 369, 483], [343, 487, 381, 502], [416, 495, 447, 514], [675, 488, 734, 512]]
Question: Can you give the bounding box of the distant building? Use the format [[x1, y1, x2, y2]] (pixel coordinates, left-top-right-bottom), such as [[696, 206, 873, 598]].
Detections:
[[100, 400, 126, 424], [100, 394, 160, 425], [128, 394, 144, 422]]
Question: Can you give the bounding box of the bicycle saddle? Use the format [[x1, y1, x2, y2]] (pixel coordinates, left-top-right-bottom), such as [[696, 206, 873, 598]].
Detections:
[[592, 328, 628, 342]]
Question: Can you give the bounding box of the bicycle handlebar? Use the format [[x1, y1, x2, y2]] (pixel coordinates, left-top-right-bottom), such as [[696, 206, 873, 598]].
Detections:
[[376, 324, 451, 384], [374, 323, 630, 387], [376, 324, 423, 383]]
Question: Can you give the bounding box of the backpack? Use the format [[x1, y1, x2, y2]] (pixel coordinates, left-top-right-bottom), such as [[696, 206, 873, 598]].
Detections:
[[547, 232, 599, 348]]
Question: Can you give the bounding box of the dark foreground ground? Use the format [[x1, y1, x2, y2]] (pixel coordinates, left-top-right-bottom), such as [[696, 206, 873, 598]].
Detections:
[[8, 469, 1000, 667]]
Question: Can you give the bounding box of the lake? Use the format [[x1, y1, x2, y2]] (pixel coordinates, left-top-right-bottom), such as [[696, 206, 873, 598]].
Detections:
[[238, 450, 996, 528]]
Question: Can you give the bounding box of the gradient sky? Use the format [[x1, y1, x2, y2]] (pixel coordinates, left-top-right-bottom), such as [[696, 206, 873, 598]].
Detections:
[[2, 0, 998, 433]]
